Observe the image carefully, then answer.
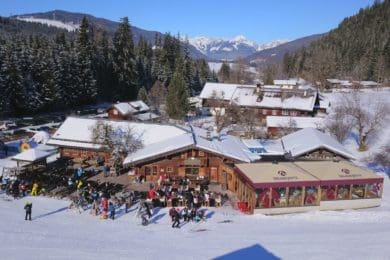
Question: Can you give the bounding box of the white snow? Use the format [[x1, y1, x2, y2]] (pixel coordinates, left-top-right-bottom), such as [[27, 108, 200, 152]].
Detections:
[[266, 116, 324, 129], [0, 175, 388, 259], [281, 128, 355, 160], [47, 117, 188, 148], [16, 17, 79, 32]]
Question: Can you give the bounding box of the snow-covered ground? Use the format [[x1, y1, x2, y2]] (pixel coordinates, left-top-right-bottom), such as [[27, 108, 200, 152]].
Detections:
[[0, 175, 389, 260], [0, 89, 389, 259]]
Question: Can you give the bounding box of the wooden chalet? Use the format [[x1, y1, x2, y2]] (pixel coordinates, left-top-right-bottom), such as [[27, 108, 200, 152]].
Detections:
[[199, 82, 329, 121]]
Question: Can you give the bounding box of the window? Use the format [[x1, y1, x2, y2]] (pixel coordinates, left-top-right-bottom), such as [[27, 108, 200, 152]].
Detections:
[[167, 167, 173, 173], [145, 166, 151, 175], [336, 185, 350, 200], [181, 153, 187, 159], [290, 111, 298, 116], [351, 184, 365, 199], [185, 167, 199, 176], [304, 186, 318, 206], [192, 150, 196, 157], [113, 109, 118, 115], [274, 187, 287, 207], [152, 166, 158, 175], [262, 109, 267, 115], [366, 183, 381, 198], [272, 110, 277, 116], [198, 151, 205, 157], [288, 187, 302, 206], [321, 185, 336, 201], [282, 110, 289, 116]]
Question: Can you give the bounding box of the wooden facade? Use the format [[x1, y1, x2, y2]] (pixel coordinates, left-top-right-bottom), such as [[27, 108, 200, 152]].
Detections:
[[107, 107, 127, 120], [60, 147, 110, 162], [131, 148, 240, 184]]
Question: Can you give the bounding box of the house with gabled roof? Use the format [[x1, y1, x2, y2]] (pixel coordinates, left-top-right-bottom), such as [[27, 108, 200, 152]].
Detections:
[[200, 82, 327, 120], [47, 117, 259, 185], [107, 100, 159, 122]]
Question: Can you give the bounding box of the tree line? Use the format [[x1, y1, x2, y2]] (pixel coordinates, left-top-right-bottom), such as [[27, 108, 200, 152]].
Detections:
[[0, 16, 217, 118], [282, 0, 390, 85]]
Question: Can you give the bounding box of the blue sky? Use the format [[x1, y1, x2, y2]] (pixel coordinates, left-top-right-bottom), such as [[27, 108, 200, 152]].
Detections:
[[1, 0, 375, 43]]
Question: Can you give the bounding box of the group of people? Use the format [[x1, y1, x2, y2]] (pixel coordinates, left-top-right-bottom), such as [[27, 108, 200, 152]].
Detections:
[[0, 174, 39, 199], [146, 176, 223, 210], [169, 206, 206, 228]]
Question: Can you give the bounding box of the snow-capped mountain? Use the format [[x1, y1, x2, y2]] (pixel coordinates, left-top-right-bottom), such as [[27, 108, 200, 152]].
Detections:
[[189, 35, 288, 61]]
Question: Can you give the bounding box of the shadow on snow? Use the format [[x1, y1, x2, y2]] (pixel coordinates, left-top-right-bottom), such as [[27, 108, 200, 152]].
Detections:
[[213, 244, 280, 260]]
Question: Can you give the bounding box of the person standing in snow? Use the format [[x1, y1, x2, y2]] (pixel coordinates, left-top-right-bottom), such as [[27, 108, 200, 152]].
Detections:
[[108, 202, 115, 220], [24, 201, 32, 221], [31, 182, 39, 196], [171, 208, 181, 228]]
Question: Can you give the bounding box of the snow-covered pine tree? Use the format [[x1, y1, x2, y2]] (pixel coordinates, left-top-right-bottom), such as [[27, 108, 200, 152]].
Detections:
[[113, 17, 137, 100], [0, 42, 26, 115], [75, 16, 97, 105]]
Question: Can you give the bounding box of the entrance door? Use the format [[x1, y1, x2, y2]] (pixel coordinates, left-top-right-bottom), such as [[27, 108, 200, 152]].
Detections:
[[210, 167, 218, 182]]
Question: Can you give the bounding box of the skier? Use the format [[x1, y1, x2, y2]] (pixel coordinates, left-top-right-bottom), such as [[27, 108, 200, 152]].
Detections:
[[171, 208, 181, 228], [24, 201, 32, 221], [138, 200, 152, 226], [108, 202, 115, 220]]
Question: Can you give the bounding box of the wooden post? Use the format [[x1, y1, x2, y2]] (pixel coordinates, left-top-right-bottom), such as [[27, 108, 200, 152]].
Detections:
[[364, 184, 368, 199], [317, 185, 321, 206], [286, 187, 289, 206], [301, 186, 305, 206], [349, 184, 353, 200]]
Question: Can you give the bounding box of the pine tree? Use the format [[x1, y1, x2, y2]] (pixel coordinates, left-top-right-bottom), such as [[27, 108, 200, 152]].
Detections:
[[166, 61, 190, 120], [113, 17, 137, 100], [218, 62, 230, 83], [0, 43, 26, 115], [137, 86, 149, 104], [75, 16, 97, 105]]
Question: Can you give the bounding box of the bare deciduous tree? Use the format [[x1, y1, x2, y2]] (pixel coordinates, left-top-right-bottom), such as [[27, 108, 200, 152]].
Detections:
[[90, 120, 143, 170], [325, 106, 353, 142], [336, 92, 389, 151]]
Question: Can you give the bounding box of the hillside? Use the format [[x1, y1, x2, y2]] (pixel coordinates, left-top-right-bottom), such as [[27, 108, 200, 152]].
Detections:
[[245, 34, 323, 64], [13, 10, 206, 59], [284, 0, 390, 83]]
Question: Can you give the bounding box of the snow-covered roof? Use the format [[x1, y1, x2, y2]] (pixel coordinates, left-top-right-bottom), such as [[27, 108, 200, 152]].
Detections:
[[47, 117, 187, 149], [358, 81, 379, 86], [266, 116, 324, 129], [199, 82, 254, 101], [281, 128, 355, 160], [112, 100, 150, 116], [123, 134, 194, 165], [327, 79, 353, 86], [234, 91, 317, 111], [31, 131, 50, 144], [123, 125, 259, 165], [201, 82, 316, 111], [273, 79, 298, 86], [135, 112, 160, 122], [12, 148, 56, 162]]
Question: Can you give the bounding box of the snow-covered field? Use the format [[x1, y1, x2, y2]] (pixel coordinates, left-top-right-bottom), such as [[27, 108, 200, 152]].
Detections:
[[0, 89, 389, 259]]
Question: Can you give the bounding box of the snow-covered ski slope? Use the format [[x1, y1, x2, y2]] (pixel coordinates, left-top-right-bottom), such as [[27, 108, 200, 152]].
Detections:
[[0, 175, 389, 260]]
